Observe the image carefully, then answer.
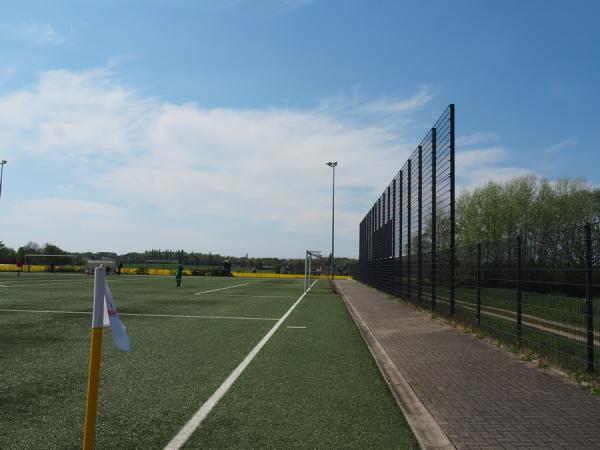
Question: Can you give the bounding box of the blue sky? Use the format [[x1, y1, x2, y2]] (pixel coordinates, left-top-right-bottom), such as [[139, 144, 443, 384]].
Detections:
[[0, 0, 598, 258]]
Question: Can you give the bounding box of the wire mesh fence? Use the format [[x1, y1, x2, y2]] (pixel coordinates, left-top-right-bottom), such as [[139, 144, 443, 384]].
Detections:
[[356, 221, 600, 373], [354, 104, 599, 373], [357, 104, 455, 310], [452, 224, 600, 372]]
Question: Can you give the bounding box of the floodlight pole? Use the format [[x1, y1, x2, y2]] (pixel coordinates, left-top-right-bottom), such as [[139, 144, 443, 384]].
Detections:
[[0, 160, 7, 201], [326, 161, 337, 280]]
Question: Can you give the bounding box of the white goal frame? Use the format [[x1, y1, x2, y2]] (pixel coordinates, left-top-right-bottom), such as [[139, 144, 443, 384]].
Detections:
[[24, 254, 79, 271], [144, 259, 179, 275], [304, 250, 323, 294]]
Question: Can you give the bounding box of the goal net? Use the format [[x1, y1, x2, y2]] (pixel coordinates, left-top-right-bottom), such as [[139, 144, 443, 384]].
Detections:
[[24, 254, 80, 273], [304, 250, 324, 294], [85, 259, 116, 275], [144, 260, 179, 276]]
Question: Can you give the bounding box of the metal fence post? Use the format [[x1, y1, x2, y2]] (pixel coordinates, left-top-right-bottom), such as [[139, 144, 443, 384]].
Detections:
[[516, 235, 522, 344], [392, 179, 396, 259], [393, 178, 397, 294], [407, 159, 412, 301], [367, 209, 370, 262], [449, 104, 456, 316], [476, 243, 482, 327], [369, 208, 372, 261], [399, 171, 403, 296], [418, 146, 423, 304], [378, 198, 381, 231], [431, 128, 437, 311], [585, 223, 595, 372], [386, 186, 394, 258]]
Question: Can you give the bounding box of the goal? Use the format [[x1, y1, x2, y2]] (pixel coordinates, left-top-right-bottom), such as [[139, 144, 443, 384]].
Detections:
[[144, 260, 179, 275], [24, 254, 79, 273], [85, 259, 116, 275], [304, 250, 324, 294]]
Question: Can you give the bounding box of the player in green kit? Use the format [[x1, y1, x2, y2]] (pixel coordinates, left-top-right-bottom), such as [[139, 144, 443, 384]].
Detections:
[[175, 263, 183, 287]]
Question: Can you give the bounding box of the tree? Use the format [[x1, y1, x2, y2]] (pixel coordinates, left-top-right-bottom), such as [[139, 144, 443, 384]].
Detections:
[[42, 243, 67, 255], [456, 175, 600, 247], [0, 241, 17, 263]]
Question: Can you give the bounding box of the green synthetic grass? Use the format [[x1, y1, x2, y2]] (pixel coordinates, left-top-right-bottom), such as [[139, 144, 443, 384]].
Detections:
[[0, 273, 417, 449], [185, 282, 419, 449], [123, 263, 282, 273]]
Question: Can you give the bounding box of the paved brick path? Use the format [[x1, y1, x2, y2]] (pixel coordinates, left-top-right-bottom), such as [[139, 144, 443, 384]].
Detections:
[[336, 280, 600, 450]]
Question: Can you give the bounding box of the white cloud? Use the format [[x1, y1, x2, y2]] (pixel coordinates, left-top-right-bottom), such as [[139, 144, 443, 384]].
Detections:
[[0, 68, 420, 256], [457, 132, 500, 146], [457, 147, 532, 191], [1, 198, 133, 251], [457, 147, 508, 169], [0, 68, 530, 257], [5, 22, 72, 46], [360, 85, 434, 115], [0, 68, 155, 155], [1, 197, 215, 253], [544, 137, 578, 153]]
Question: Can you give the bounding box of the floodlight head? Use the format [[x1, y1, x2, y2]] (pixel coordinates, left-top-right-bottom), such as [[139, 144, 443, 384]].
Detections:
[[1, 160, 6, 164], [326, 161, 337, 167]]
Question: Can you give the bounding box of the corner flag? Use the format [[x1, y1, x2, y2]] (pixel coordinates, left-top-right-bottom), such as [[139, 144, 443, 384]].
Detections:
[[83, 266, 131, 450], [103, 281, 131, 352]]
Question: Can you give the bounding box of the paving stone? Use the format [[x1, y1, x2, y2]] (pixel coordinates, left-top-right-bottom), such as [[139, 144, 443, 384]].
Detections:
[[336, 280, 600, 449]]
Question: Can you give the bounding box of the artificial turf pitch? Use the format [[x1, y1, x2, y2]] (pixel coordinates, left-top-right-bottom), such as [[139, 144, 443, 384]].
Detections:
[[0, 272, 418, 449]]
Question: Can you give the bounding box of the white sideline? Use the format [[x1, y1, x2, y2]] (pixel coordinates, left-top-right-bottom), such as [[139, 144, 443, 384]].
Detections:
[[164, 279, 318, 450], [194, 283, 251, 295], [202, 294, 298, 299], [0, 308, 279, 321], [0, 281, 93, 288]]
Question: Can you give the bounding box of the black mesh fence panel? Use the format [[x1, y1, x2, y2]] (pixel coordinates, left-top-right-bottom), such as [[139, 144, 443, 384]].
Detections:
[[354, 104, 599, 373], [355, 105, 455, 311]]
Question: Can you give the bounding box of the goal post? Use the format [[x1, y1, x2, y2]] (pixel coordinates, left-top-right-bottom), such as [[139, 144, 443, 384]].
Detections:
[[304, 250, 324, 294]]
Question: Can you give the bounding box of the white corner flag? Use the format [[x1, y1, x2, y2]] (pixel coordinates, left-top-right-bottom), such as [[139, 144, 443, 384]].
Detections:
[[83, 266, 131, 450], [102, 280, 131, 352]]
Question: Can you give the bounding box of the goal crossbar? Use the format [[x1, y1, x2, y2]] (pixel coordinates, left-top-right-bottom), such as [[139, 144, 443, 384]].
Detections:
[[24, 254, 78, 264]]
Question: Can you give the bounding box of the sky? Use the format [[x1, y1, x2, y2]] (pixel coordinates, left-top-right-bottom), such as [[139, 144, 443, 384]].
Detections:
[[0, 0, 598, 258]]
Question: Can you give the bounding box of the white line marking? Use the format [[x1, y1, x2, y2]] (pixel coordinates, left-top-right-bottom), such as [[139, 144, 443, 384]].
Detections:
[[0, 309, 278, 321], [194, 283, 251, 295], [2, 275, 172, 287], [120, 312, 278, 321], [286, 326, 306, 329], [198, 294, 298, 299], [0, 275, 92, 281], [0, 281, 93, 288], [0, 308, 90, 316], [164, 279, 318, 449]]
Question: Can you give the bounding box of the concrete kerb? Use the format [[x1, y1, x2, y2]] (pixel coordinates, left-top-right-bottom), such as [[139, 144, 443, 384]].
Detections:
[[335, 281, 455, 450]]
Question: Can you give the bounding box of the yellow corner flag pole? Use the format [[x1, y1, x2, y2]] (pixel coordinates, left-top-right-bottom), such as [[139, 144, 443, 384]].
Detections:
[[83, 266, 106, 450]]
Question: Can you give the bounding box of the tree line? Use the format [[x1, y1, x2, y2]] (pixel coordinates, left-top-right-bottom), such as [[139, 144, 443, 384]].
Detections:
[[2, 175, 598, 276], [456, 175, 600, 247], [0, 241, 355, 275]]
